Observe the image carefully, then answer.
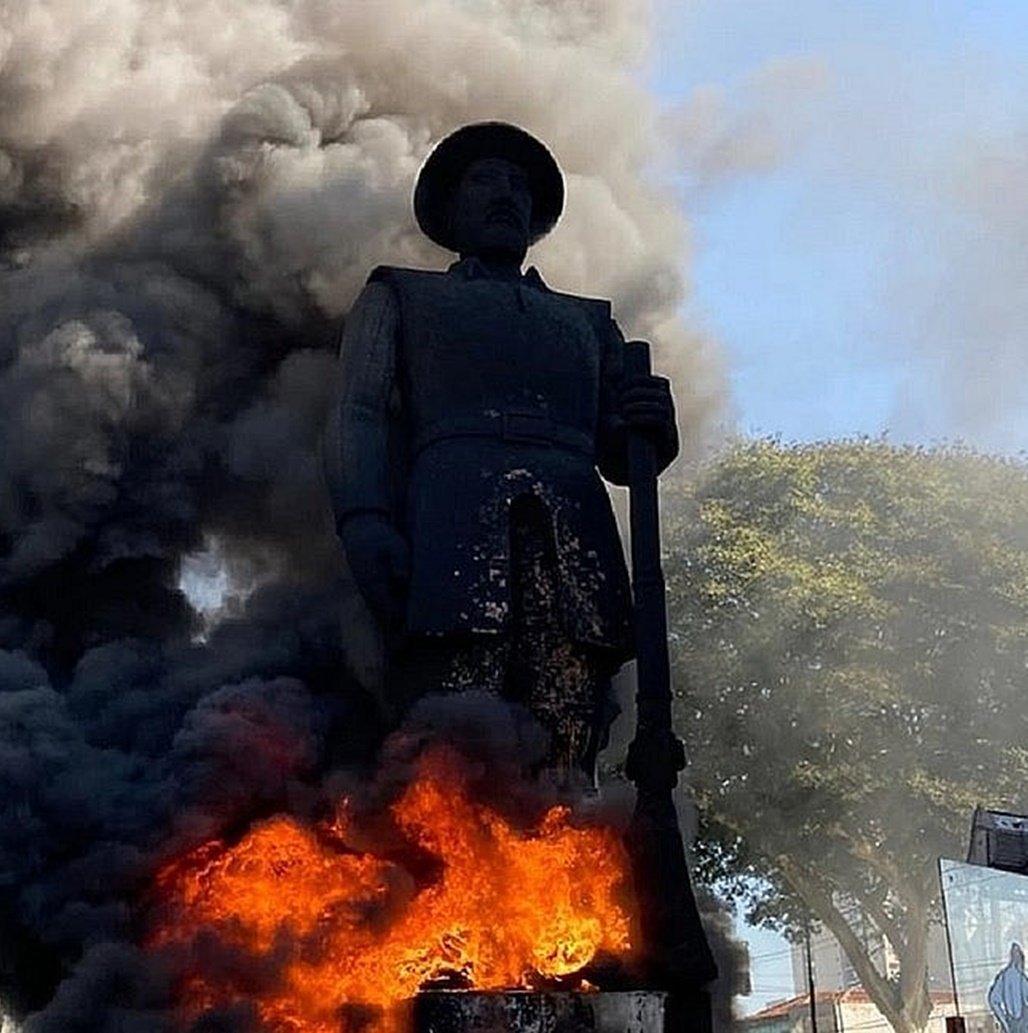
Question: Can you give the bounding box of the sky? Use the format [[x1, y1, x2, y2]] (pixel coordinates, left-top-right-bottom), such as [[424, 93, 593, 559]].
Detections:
[[650, 0, 1028, 454], [647, 0, 1028, 1013]]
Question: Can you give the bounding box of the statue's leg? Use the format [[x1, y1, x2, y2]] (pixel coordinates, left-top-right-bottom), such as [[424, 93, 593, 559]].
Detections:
[[506, 495, 617, 785], [386, 633, 508, 723], [385, 634, 535, 771], [520, 638, 619, 786]]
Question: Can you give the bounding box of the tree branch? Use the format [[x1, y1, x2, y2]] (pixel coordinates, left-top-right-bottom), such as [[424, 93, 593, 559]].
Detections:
[[775, 853, 930, 1033]]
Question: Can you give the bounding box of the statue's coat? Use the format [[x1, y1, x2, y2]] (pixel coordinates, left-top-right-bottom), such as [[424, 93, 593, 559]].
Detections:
[[333, 259, 638, 656]]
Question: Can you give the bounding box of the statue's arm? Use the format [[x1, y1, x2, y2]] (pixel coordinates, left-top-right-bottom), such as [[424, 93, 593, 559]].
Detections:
[[595, 317, 631, 486], [325, 281, 412, 625], [325, 281, 400, 528], [595, 317, 679, 485]]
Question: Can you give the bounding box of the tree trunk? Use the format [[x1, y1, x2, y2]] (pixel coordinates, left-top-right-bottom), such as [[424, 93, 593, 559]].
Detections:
[[777, 856, 933, 1033]]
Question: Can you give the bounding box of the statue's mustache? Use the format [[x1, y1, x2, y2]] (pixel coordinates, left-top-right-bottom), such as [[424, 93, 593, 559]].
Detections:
[[486, 203, 525, 227]]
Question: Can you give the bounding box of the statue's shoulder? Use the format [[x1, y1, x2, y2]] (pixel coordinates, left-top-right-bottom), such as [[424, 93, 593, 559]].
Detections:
[[367, 265, 445, 290], [545, 286, 612, 318], [531, 277, 614, 333], [366, 265, 614, 333], [523, 268, 610, 317]]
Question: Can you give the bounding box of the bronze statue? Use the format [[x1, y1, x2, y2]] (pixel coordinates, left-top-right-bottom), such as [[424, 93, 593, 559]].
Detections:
[[327, 122, 678, 783]]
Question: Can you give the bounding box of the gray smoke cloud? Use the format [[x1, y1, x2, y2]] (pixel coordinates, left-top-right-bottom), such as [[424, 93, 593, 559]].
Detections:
[[0, 0, 730, 1027], [659, 57, 830, 194], [886, 132, 1028, 450]]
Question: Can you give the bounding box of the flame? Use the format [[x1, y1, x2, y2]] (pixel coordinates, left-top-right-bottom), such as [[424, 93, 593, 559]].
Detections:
[[151, 748, 634, 1033]]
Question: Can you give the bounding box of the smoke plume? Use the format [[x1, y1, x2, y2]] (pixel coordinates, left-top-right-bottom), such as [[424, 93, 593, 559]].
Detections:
[[0, 0, 729, 1027]]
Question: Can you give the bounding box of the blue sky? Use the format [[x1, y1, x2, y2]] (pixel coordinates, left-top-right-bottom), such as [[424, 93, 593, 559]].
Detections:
[[650, 0, 1028, 453], [646, 0, 1028, 1012]]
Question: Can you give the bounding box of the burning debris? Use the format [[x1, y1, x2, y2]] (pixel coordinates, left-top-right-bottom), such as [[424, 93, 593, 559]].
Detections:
[[150, 746, 634, 1033]]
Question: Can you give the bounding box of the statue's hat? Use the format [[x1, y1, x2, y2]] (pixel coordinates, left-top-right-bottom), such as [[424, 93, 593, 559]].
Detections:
[[413, 121, 564, 251]]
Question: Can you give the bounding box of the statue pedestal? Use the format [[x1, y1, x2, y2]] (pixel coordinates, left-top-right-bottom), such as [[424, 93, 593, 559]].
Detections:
[[413, 990, 711, 1033]]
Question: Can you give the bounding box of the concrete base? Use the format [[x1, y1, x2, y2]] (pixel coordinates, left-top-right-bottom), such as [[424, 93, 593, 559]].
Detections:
[[414, 990, 676, 1033]]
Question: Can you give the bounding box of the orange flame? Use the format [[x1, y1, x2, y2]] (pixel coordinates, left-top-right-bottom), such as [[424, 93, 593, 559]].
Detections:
[[151, 748, 634, 1033]]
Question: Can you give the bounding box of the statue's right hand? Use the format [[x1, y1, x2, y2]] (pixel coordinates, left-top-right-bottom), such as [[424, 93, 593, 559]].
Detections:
[[339, 514, 410, 626]]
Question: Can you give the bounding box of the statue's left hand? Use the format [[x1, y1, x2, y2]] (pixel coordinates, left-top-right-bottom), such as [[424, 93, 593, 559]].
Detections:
[[618, 373, 676, 440], [339, 514, 410, 627]]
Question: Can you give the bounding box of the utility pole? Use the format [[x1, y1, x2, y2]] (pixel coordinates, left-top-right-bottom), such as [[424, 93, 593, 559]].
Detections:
[[805, 923, 819, 1033]]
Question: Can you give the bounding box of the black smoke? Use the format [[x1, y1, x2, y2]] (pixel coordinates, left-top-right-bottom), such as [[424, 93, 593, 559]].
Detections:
[[0, 1, 730, 1027]]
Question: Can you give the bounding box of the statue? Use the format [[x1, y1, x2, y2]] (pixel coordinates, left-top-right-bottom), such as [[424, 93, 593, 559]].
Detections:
[[327, 122, 678, 784]]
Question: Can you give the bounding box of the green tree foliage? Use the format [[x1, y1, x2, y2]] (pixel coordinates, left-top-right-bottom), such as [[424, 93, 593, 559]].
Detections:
[[665, 440, 1028, 1033]]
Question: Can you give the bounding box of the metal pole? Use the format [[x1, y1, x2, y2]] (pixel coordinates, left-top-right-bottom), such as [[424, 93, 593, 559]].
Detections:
[[806, 923, 819, 1033], [938, 859, 963, 1019], [622, 340, 717, 992]]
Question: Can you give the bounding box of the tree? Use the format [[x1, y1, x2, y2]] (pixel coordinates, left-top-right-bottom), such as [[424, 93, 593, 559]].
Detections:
[[664, 440, 1028, 1033]]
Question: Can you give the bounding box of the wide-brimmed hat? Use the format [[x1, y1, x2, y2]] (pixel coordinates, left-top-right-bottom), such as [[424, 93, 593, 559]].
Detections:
[[413, 121, 564, 252]]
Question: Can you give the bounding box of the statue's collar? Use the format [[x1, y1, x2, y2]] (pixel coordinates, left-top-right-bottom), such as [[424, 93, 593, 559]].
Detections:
[[447, 256, 548, 290]]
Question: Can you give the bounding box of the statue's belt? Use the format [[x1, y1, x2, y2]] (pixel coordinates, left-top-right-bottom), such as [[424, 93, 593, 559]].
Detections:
[[413, 412, 594, 457]]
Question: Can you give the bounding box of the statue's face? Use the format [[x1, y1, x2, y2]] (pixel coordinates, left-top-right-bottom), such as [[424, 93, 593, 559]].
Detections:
[[450, 157, 532, 261]]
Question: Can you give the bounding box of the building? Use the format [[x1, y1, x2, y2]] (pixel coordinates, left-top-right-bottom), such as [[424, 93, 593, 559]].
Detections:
[[743, 988, 958, 1033]]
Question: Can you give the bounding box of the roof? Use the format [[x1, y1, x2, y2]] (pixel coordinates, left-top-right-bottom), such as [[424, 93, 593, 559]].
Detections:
[[743, 989, 956, 1024]]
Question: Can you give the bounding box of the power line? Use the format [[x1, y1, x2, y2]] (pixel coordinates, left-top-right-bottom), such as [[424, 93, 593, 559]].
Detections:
[[748, 946, 797, 962]]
